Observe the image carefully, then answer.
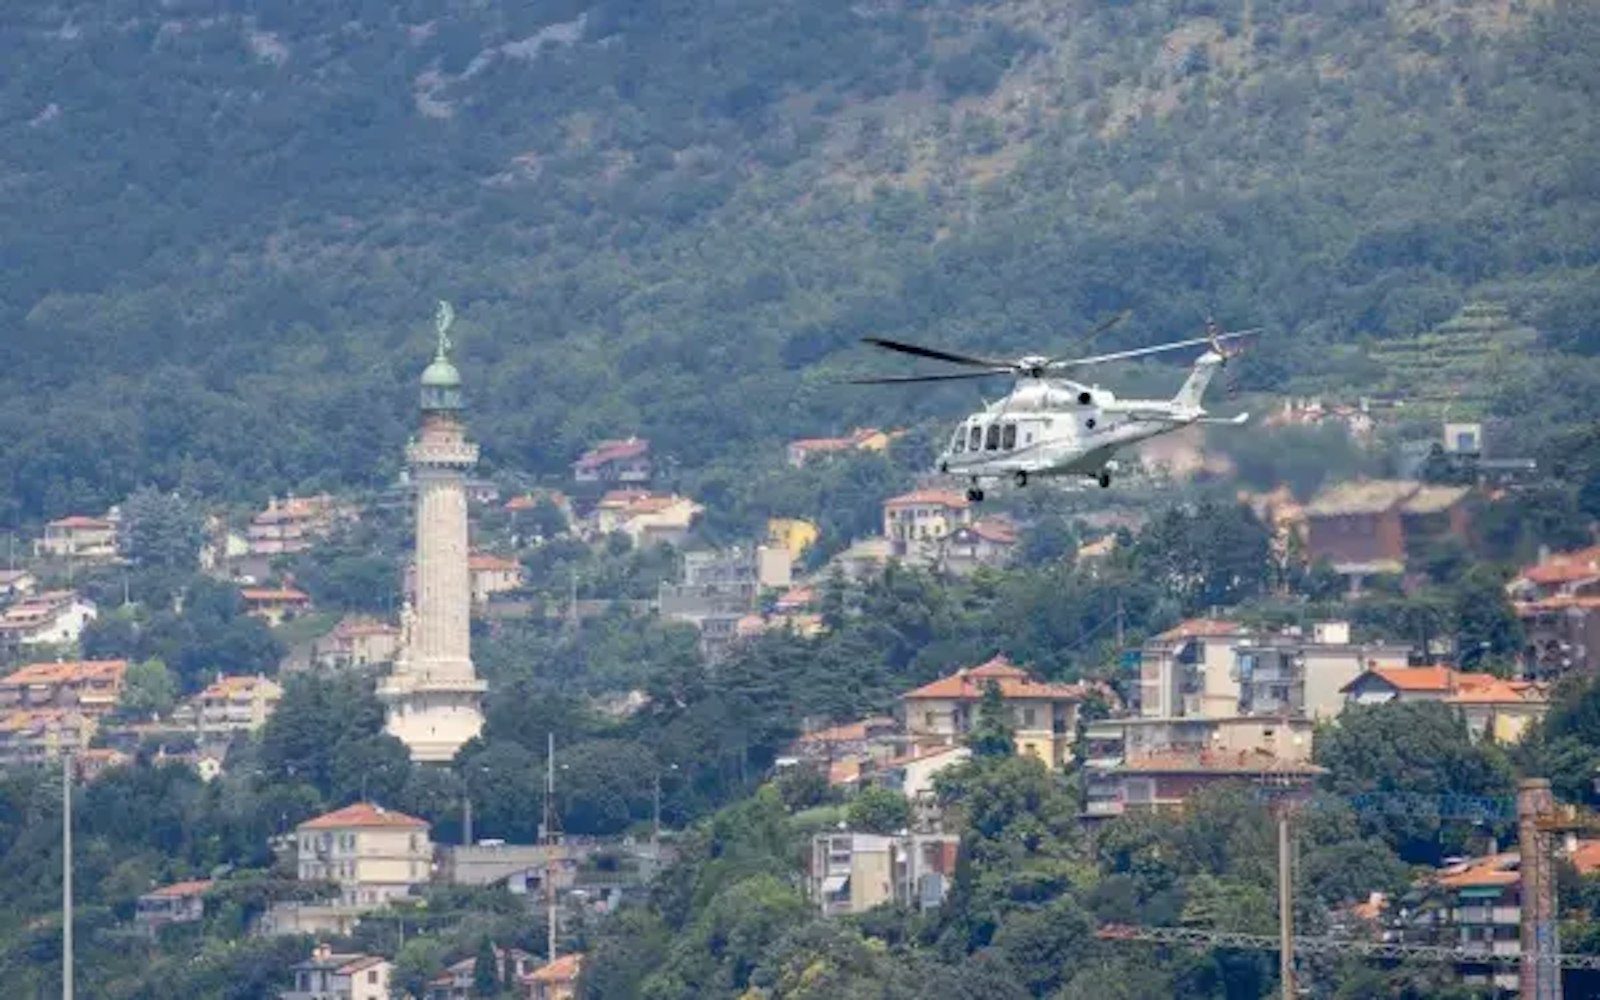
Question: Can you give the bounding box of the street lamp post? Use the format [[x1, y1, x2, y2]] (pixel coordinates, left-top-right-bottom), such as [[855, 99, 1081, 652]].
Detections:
[[62, 750, 73, 1000]]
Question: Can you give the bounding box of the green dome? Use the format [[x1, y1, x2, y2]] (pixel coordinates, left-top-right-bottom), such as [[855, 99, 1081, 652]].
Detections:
[[420, 356, 461, 388]]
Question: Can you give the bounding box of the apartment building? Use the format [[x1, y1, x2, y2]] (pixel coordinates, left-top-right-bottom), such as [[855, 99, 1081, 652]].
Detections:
[[658, 546, 792, 658], [0, 709, 95, 767], [900, 656, 1091, 770], [262, 803, 433, 937], [172, 674, 283, 736], [882, 490, 973, 565], [34, 514, 120, 562], [809, 831, 961, 917], [0, 591, 99, 651], [0, 659, 126, 716]]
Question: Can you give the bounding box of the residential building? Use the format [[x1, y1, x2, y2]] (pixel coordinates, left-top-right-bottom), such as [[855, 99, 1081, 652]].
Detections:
[[312, 617, 401, 671], [873, 745, 971, 830], [784, 716, 902, 767], [1136, 619, 1248, 720], [1302, 480, 1471, 593], [241, 586, 313, 626], [882, 490, 972, 565], [1232, 621, 1412, 721], [0, 709, 95, 767], [135, 880, 212, 936], [280, 945, 392, 1000], [786, 427, 894, 467], [34, 514, 119, 562], [0, 591, 99, 650], [826, 536, 894, 580], [426, 948, 536, 1000], [0, 569, 38, 601], [468, 553, 525, 607], [505, 491, 573, 536], [0, 659, 126, 715], [1508, 545, 1600, 679], [573, 437, 651, 484], [172, 673, 284, 736], [1084, 715, 1317, 772], [1393, 851, 1531, 995], [74, 747, 129, 782], [248, 495, 352, 557], [1081, 750, 1324, 820], [1263, 397, 1377, 441], [591, 491, 702, 548], [939, 517, 1019, 576], [262, 802, 433, 936], [766, 517, 819, 560], [522, 954, 584, 1000], [809, 832, 960, 916], [1341, 666, 1549, 743], [659, 546, 792, 657], [899, 656, 1090, 770]]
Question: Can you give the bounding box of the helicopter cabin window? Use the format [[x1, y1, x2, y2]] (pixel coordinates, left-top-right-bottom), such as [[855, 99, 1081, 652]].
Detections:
[[1001, 423, 1017, 450], [951, 427, 966, 453], [968, 425, 982, 451], [985, 424, 1000, 451]]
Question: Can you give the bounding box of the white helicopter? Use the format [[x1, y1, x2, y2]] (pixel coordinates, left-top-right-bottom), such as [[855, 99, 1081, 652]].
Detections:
[[850, 318, 1260, 501]]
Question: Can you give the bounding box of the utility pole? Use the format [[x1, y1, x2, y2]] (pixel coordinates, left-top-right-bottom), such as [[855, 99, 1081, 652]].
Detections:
[[544, 732, 558, 963], [462, 791, 473, 847], [1277, 806, 1294, 1000], [62, 749, 73, 1000]]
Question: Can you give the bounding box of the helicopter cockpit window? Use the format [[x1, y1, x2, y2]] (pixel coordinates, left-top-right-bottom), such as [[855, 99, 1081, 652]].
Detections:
[[951, 427, 966, 453], [1001, 423, 1017, 450], [984, 424, 1000, 451], [968, 425, 982, 451]]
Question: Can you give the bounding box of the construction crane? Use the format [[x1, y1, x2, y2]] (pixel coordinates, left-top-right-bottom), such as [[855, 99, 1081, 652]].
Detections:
[[1097, 780, 1600, 999]]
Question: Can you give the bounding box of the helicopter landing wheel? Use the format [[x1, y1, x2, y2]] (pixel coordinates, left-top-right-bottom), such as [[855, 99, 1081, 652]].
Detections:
[[1014, 470, 1028, 488], [966, 486, 985, 503], [1097, 470, 1112, 489]]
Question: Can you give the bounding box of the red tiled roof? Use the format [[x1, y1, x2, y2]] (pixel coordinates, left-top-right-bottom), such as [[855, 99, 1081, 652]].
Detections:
[[963, 519, 1019, 545], [297, 802, 428, 831], [1520, 546, 1600, 587], [1, 660, 127, 688], [1436, 852, 1520, 889], [884, 489, 970, 510], [901, 655, 1088, 702], [775, 586, 816, 611], [337, 956, 388, 975], [795, 716, 896, 745], [575, 438, 648, 469], [1568, 841, 1600, 876], [469, 553, 522, 573], [1154, 619, 1243, 642], [145, 879, 213, 899], [48, 515, 113, 530]]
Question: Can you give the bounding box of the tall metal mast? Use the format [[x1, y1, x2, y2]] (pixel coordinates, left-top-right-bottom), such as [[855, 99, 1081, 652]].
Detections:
[[545, 732, 558, 963], [62, 750, 73, 1000]]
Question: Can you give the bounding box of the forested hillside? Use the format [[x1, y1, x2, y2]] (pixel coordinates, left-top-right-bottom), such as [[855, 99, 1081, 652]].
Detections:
[[4, 0, 1600, 523]]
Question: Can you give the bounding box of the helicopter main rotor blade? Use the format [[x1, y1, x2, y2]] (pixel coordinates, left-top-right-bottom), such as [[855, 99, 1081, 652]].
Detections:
[[1048, 328, 1264, 370], [842, 369, 1012, 385], [861, 337, 1013, 370], [1046, 310, 1132, 365]]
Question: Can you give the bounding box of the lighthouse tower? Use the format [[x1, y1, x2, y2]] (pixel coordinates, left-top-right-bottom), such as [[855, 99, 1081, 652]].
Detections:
[[379, 302, 487, 763]]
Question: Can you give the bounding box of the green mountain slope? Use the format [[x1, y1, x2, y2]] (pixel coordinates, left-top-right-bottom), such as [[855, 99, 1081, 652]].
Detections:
[[2, 0, 1599, 522]]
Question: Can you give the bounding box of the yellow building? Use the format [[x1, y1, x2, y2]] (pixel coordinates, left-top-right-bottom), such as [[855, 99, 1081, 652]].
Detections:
[[295, 802, 433, 908], [766, 518, 820, 560], [899, 656, 1091, 770]]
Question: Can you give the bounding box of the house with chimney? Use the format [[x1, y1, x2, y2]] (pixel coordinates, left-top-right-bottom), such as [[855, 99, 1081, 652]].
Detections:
[[280, 945, 392, 1000], [247, 494, 353, 558], [523, 954, 584, 1000], [591, 491, 701, 548], [312, 616, 402, 672], [573, 437, 651, 484], [939, 517, 1019, 576]]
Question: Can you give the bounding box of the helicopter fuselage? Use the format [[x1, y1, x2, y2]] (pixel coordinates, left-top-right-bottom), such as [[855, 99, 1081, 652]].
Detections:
[[936, 353, 1226, 484]]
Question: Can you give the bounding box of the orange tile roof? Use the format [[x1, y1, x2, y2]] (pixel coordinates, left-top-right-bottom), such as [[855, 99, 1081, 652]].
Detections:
[[901, 655, 1089, 702], [468, 553, 522, 573], [145, 879, 213, 899], [1568, 841, 1600, 876], [337, 956, 389, 975], [240, 587, 310, 603], [795, 716, 896, 745], [827, 759, 863, 786], [195, 674, 281, 699], [48, 515, 113, 530], [598, 489, 652, 507], [963, 518, 1019, 545], [527, 953, 583, 983], [1154, 619, 1244, 642], [297, 802, 428, 831], [1, 660, 127, 688], [1436, 852, 1520, 890], [0, 708, 89, 734], [1446, 676, 1548, 706], [1520, 546, 1600, 587], [1516, 595, 1600, 612], [575, 438, 648, 469], [775, 586, 816, 610], [884, 489, 970, 510]]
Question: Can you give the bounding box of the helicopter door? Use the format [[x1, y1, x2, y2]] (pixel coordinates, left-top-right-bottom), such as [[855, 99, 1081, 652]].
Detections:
[[1001, 423, 1017, 450]]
